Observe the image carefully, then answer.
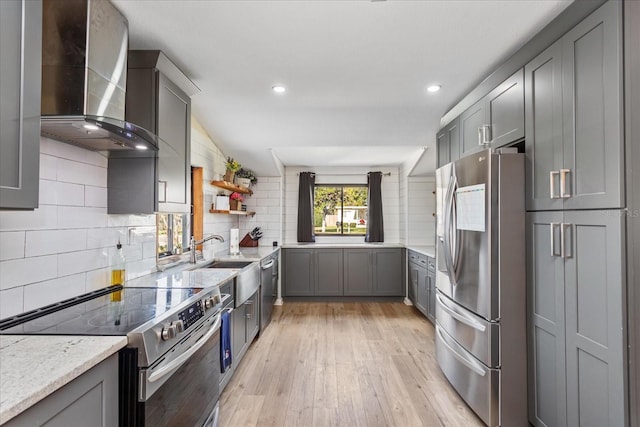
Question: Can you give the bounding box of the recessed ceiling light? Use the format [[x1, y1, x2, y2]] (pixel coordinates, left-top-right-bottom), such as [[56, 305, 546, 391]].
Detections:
[[135, 145, 148, 150], [427, 85, 441, 93], [83, 124, 100, 130], [272, 85, 286, 94]]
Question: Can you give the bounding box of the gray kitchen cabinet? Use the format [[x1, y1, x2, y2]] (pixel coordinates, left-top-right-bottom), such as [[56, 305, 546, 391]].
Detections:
[[407, 263, 417, 304], [283, 248, 404, 297], [459, 69, 524, 159], [436, 118, 460, 168], [0, 0, 41, 210], [344, 249, 373, 296], [525, 40, 564, 212], [526, 210, 625, 427], [525, 0, 623, 212], [5, 354, 118, 427], [315, 249, 343, 296], [233, 289, 260, 364], [109, 51, 196, 214], [459, 98, 485, 158], [408, 250, 433, 322], [372, 249, 404, 296], [283, 248, 315, 296]]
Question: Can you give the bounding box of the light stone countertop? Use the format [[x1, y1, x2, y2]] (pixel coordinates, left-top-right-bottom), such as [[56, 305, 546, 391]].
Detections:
[[281, 242, 405, 249], [0, 335, 127, 425]]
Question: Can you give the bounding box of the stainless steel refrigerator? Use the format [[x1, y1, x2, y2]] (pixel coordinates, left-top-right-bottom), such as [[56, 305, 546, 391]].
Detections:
[[435, 148, 527, 427]]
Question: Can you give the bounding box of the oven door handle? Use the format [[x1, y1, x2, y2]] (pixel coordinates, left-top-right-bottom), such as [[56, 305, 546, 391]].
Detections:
[[148, 314, 222, 383]]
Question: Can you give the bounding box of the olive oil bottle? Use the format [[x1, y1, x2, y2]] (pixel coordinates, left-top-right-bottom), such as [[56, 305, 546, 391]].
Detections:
[[110, 241, 126, 302]]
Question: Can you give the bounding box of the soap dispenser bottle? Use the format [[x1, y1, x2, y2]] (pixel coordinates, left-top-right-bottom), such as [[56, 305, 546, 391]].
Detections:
[[110, 241, 126, 302]]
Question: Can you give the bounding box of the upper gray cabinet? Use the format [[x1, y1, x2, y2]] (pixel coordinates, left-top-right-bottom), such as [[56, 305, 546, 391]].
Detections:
[[109, 51, 197, 214], [525, 0, 623, 211], [436, 118, 460, 168], [0, 0, 41, 210], [459, 69, 524, 158]]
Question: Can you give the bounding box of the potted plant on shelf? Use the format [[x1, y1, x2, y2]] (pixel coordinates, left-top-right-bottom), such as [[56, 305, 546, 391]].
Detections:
[[235, 167, 258, 188], [224, 157, 241, 183], [230, 192, 244, 210]]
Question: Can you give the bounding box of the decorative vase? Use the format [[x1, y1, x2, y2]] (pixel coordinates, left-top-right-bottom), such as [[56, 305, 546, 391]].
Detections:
[[235, 177, 251, 188], [223, 170, 235, 183]]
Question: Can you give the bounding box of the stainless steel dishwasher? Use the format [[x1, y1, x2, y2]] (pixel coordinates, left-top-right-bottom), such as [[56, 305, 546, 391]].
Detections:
[[260, 255, 275, 332]]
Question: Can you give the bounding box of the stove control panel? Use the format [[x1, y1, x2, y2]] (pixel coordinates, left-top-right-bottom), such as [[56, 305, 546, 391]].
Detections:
[[178, 300, 205, 331]]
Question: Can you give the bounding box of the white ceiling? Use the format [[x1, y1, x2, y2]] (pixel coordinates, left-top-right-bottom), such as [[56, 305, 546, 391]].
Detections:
[[112, 0, 572, 177]]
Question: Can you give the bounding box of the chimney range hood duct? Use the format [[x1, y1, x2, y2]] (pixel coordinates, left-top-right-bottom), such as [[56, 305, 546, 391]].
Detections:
[[40, 0, 157, 152]]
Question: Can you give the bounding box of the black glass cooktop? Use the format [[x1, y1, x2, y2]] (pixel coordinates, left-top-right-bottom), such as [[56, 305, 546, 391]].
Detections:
[[0, 286, 203, 335]]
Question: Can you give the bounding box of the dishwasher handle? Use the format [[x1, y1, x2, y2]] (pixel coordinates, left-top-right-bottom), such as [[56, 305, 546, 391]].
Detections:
[[261, 259, 274, 270]]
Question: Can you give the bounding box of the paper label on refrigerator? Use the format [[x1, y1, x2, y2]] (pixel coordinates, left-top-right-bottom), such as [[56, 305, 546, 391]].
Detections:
[[456, 184, 486, 232]]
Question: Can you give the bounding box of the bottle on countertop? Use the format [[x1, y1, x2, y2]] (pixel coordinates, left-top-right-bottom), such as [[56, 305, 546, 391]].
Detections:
[[110, 241, 126, 302]]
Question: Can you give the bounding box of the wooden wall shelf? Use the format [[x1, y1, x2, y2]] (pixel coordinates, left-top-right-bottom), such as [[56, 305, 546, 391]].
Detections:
[[210, 180, 252, 195], [209, 209, 256, 217]]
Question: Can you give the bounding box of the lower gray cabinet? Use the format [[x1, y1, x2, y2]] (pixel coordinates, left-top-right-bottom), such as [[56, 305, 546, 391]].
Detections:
[[316, 249, 344, 296], [344, 249, 373, 296], [233, 289, 260, 365], [283, 249, 314, 296], [372, 249, 404, 296], [527, 210, 625, 427], [5, 354, 118, 427], [408, 250, 435, 322], [283, 247, 404, 297]]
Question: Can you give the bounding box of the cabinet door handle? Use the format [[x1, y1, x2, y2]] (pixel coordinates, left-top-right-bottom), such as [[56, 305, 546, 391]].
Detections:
[[550, 223, 561, 257], [549, 171, 560, 199], [482, 124, 491, 145], [478, 127, 483, 146], [560, 169, 571, 199], [158, 181, 168, 203], [561, 223, 572, 259]]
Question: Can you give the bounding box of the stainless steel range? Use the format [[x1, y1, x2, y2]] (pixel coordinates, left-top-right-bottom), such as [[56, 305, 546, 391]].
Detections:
[[0, 285, 229, 427]]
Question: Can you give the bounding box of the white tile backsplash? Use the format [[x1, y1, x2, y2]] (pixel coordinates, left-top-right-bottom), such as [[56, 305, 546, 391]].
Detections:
[[23, 273, 86, 311], [0, 138, 158, 315], [25, 229, 87, 257], [0, 231, 25, 261], [0, 255, 59, 290]]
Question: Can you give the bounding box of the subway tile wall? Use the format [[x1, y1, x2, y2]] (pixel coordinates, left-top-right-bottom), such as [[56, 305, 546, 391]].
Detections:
[[0, 137, 157, 318]]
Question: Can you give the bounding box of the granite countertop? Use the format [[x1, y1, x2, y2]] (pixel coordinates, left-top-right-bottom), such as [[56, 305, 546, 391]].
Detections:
[[0, 335, 127, 425]]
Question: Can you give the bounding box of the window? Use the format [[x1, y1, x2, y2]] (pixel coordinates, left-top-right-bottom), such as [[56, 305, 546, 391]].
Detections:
[[157, 213, 190, 258], [314, 185, 368, 235]]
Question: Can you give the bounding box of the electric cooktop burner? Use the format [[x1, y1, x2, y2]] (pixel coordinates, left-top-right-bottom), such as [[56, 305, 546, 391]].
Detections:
[[0, 286, 204, 335]]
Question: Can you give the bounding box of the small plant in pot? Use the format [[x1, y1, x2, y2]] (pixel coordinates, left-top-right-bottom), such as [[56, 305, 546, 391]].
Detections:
[[235, 168, 258, 188], [224, 157, 241, 182]]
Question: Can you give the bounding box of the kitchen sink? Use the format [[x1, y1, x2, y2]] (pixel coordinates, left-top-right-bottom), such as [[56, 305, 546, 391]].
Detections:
[[200, 260, 254, 269]]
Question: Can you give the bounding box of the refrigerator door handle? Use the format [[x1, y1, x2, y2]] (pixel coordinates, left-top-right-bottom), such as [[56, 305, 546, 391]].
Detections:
[[436, 294, 486, 332], [436, 325, 487, 377], [550, 223, 561, 257], [442, 176, 457, 285]]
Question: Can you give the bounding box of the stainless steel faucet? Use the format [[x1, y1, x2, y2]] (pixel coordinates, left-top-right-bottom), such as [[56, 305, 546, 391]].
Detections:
[[190, 234, 224, 263]]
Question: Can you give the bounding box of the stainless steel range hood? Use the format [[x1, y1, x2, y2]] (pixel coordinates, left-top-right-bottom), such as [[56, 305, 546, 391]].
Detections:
[[40, 0, 157, 152]]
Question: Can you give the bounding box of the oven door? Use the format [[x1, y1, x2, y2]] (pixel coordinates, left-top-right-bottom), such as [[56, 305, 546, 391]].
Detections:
[[140, 313, 221, 427]]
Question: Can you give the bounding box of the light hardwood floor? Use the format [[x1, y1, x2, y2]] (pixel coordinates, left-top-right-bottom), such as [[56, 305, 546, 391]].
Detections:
[[220, 302, 484, 427]]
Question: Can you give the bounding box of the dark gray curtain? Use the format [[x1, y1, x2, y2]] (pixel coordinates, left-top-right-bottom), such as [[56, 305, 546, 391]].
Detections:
[[297, 172, 316, 242], [365, 171, 384, 242]]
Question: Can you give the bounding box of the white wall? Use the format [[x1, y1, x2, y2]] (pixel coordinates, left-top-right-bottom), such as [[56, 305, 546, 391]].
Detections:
[[406, 176, 436, 245], [0, 138, 157, 318], [283, 166, 401, 243]]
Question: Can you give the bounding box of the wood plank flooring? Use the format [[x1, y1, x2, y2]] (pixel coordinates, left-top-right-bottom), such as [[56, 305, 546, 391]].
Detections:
[[220, 302, 484, 427]]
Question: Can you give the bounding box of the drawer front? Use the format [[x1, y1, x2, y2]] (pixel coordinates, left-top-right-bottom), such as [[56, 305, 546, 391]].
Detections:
[[436, 325, 499, 427], [435, 291, 499, 367], [427, 256, 436, 272], [408, 250, 428, 268]]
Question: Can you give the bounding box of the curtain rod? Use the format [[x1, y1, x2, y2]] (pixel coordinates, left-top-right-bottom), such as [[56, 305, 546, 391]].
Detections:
[[297, 172, 391, 176]]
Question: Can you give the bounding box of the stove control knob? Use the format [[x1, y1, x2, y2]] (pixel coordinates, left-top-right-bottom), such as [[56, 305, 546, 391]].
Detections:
[[161, 324, 177, 341], [204, 297, 215, 310], [172, 320, 184, 333]]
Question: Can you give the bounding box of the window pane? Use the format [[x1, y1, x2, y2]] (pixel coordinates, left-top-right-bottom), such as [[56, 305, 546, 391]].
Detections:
[[314, 185, 367, 236]]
